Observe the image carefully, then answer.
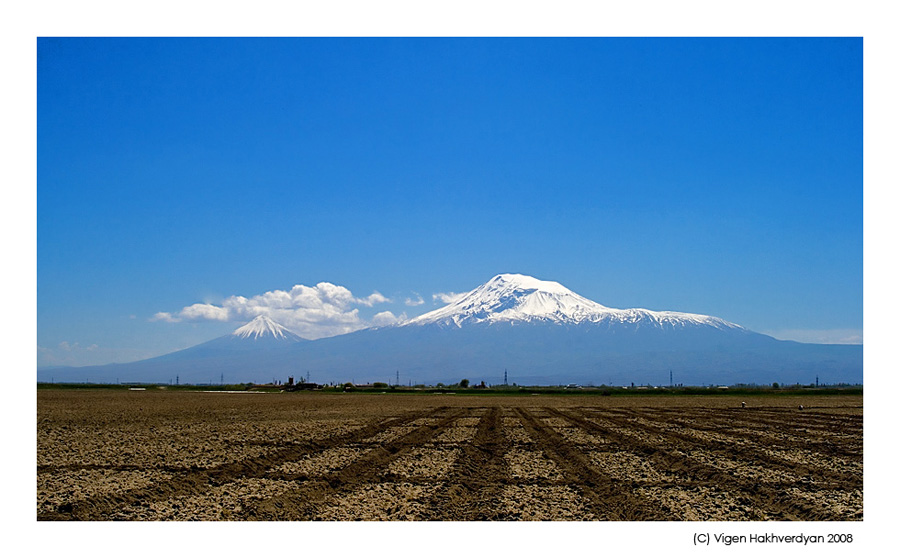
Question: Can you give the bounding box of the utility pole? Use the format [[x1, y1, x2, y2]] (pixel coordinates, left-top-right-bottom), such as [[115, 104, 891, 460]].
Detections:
[[396, 370, 399, 386], [670, 370, 673, 387], [504, 369, 508, 385]]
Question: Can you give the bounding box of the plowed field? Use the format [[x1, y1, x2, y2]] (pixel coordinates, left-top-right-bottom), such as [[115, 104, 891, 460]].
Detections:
[[37, 390, 862, 521]]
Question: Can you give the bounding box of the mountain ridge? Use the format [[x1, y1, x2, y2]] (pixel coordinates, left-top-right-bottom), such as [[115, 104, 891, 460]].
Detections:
[[37, 273, 862, 386], [404, 273, 743, 331]]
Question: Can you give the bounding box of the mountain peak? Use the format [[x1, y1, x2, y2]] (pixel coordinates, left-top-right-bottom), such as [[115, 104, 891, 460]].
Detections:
[[485, 273, 575, 295], [232, 315, 297, 340], [406, 273, 610, 327], [405, 273, 742, 331]]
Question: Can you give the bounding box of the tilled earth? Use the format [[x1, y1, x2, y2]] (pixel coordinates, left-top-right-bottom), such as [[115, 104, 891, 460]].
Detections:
[[36, 390, 862, 521]]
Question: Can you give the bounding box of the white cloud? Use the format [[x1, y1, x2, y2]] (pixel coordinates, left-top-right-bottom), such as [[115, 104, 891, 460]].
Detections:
[[152, 281, 393, 339], [180, 303, 230, 321], [150, 312, 179, 323], [355, 291, 391, 307], [372, 311, 406, 326], [405, 293, 425, 306], [433, 291, 464, 304]]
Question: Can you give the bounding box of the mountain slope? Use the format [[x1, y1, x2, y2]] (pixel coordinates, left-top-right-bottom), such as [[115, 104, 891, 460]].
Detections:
[[38, 274, 862, 386], [406, 273, 743, 331], [287, 273, 860, 386], [40, 316, 306, 384], [280, 321, 860, 387]]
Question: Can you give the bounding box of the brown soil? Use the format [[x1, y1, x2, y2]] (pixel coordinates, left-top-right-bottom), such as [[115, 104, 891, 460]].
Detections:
[[36, 390, 862, 521]]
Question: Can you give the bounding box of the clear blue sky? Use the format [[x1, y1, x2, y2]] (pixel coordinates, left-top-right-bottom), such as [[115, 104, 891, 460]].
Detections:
[[37, 37, 863, 366]]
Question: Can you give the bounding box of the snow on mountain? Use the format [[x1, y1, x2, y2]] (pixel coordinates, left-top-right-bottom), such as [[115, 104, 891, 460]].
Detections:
[[232, 315, 303, 341], [405, 273, 743, 331], [38, 275, 861, 387]]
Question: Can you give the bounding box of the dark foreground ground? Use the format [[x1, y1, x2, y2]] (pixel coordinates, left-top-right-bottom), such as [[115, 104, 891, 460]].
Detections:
[[37, 390, 862, 520]]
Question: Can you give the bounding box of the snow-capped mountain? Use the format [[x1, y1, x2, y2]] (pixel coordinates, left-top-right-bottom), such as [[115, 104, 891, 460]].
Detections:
[[405, 273, 742, 331], [38, 316, 307, 385], [38, 275, 862, 387], [232, 315, 304, 341], [291, 274, 859, 385], [183, 315, 306, 350]]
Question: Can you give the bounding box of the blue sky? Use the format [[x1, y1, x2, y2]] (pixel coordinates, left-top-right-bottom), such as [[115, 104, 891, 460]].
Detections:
[[37, 37, 863, 367]]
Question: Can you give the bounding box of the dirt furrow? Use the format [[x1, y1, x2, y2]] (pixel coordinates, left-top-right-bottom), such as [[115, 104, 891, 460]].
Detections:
[[38, 392, 863, 521], [711, 408, 862, 431], [37, 407, 448, 520], [590, 408, 861, 488], [645, 407, 863, 447], [243, 407, 467, 520], [552, 408, 855, 520], [515, 407, 665, 520], [37, 463, 199, 475], [649, 406, 863, 431], [423, 406, 512, 520], [627, 410, 862, 459]]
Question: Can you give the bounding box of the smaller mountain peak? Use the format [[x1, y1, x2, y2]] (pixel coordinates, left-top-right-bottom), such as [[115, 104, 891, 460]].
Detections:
[[232, 315, 295, 340]]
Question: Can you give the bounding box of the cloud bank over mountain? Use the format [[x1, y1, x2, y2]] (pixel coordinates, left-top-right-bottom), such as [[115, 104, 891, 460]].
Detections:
[[150, 281, 396, 339]]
